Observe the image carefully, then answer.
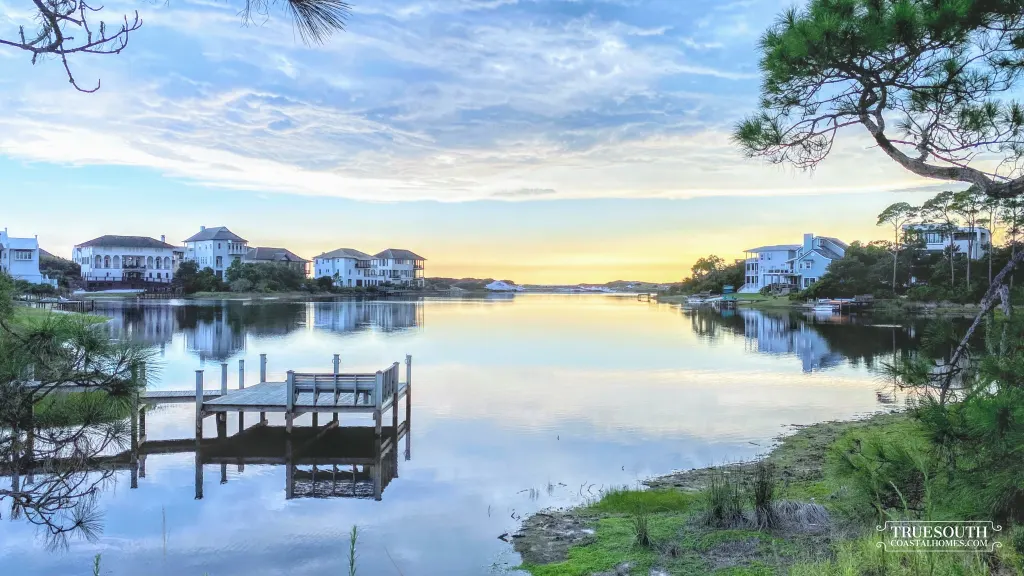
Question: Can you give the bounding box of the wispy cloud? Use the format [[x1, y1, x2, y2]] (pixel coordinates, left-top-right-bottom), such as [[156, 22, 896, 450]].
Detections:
[[0, 0, 932, 204]]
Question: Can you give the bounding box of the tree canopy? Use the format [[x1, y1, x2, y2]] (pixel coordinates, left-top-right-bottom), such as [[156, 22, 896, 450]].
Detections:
[[735, 0, 1024, 199], [1, 0, 351, 92]]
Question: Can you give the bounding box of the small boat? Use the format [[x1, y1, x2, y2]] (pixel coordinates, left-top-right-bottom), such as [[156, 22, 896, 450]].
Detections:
[[813, 299, 838, 313]]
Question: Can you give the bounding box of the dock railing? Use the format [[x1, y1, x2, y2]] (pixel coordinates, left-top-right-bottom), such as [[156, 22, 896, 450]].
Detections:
[[287, 371, 379, 409]]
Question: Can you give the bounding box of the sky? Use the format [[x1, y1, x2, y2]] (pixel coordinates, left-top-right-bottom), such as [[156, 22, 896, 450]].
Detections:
[[0, 0, 956, 284]]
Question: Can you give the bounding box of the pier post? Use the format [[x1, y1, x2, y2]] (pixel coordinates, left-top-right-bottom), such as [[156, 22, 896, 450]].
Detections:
[[286, 370, 295, 433], [195, 370, 204, 440], [220, 463, 227, 485], [220, 362, 228, 396], [259, 354, 268, 424], [139, 406, 147, 443], [332, 353, 340, 423], [195, 370, 204, 500], [238, 359, 245, 431], [405, 355, 412, 440], [374, 371, 383, 437], [392, 365, 399, 431]]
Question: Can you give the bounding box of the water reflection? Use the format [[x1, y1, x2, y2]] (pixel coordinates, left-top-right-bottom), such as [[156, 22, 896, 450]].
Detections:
[[685, 307, 930, 372], [96, 300, 425, 361]]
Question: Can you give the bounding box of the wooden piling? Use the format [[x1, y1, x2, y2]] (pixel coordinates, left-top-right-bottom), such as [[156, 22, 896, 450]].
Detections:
[[238, 359, 245, 431], [220, 362, 228, 396], [194, 370, 204, 440], [374, 371, 383, 437], [259, 353, 267, 383], [286, 370, 295, 433]]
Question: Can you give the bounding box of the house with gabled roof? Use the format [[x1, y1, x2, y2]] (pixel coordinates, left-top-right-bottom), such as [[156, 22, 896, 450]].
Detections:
[[313, 247, 426, 288], [243, 247, 310, 276], [182, 226, 248, 279], [373, 249, 426, 287], [740, 234, 848, 293]]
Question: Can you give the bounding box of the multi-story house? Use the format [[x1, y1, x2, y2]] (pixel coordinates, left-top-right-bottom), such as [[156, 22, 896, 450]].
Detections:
[[373, 249, 426, 287], [242, 247, 310, 276], [313, 248, 374, 287], [183, 226, 248, 279], [903, 224, 991, 260], [73, 235, 183, 287], [740, 233, 848, 293], [313, 248, 426, 287], [0, 228, 53, 285]]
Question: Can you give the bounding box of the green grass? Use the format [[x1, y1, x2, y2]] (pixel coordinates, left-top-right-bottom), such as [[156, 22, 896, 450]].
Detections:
[[12, 306, 108, 326], [585, 488, 698, 515]]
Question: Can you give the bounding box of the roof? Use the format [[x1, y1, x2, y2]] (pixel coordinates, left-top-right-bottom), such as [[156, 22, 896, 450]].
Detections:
[[183, 226, 247, 243], [75, 235, 175, 250], [314, 248, 373, 261], [819, 236, 849, 250], [745, 244, 800, 253], [244, 247, 309, 263], [375, 248, 426, 261]]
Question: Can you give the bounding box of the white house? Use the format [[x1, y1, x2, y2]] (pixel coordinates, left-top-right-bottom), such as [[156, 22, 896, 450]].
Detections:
[[903, 224, 991, 260], [313, 248, 426, 287], [373, 249, 426, 287], [73, 235, 182, 286], [0, 228, 53, 285], [183, 226, 249, 279], [741, 233, 848, 293], [313, 248, 375, 287]]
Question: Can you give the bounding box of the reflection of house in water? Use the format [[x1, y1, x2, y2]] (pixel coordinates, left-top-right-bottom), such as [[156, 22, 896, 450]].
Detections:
[[739, 309, 845, 372], [312, 301, 424, 334], [179, 306, 247, 361], [102, 304, 179, 348]]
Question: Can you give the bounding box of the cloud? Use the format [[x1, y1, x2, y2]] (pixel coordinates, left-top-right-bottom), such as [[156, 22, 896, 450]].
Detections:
[[490, 188, 558, 198], [0, 0, 943, 203]]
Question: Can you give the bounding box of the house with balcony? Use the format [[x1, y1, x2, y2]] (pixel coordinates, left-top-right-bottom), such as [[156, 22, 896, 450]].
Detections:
[[373, 249, 426, 287], [0, 228, 54, 285], [740, 233, 848, 293], [242, 247, 310, 276], [903, 224, 991, 260], [73, 235, 182, 289], [183, 226, 248, 279], [313, 248, 375, 287]]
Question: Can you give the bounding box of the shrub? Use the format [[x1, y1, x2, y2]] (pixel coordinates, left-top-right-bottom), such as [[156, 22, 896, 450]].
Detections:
[[230, 279, 253, 293]]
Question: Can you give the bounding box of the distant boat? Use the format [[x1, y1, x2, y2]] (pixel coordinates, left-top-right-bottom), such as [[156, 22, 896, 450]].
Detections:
[[485, 281, 524, 292]]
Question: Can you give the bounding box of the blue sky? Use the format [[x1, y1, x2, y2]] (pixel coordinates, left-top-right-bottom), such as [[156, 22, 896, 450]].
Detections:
[[0, 0, 948, 282]]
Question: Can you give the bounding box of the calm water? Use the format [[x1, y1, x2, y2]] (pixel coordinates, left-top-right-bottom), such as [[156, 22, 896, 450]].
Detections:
[[3, 295, 930, 575]]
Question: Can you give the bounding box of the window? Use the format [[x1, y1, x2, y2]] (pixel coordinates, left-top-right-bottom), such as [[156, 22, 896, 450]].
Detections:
[[12, 250, 32, 261], [104, 256, 111, 268], [218, 243, 222, 249]]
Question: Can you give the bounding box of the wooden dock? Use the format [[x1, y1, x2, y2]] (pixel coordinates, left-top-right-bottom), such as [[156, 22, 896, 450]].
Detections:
[[11, 353, 414, 502]]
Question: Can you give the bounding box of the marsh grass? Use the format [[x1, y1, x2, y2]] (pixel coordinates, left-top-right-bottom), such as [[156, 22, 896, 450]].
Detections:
[[751, 461, 778, 530], [701, 469, 745, 528], [348, 525, 358, 576]]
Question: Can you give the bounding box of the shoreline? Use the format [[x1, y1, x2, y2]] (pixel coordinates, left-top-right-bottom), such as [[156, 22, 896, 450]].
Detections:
[[512, 410, 1019, 575]]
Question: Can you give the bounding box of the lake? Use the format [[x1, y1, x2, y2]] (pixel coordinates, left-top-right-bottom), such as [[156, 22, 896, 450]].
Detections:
[[1, 295, 931, 575]]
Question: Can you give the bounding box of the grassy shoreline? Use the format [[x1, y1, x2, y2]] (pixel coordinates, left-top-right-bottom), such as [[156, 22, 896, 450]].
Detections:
[[12, 306, 109, 325], [514, 411, 1023, 575], [657, 294, 984, 316]]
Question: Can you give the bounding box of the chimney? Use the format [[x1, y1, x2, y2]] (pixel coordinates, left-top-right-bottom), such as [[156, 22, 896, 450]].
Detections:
[[200, 226, 206, 232], [803, 233, 814, 252], [161, 234, 166, 243]]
